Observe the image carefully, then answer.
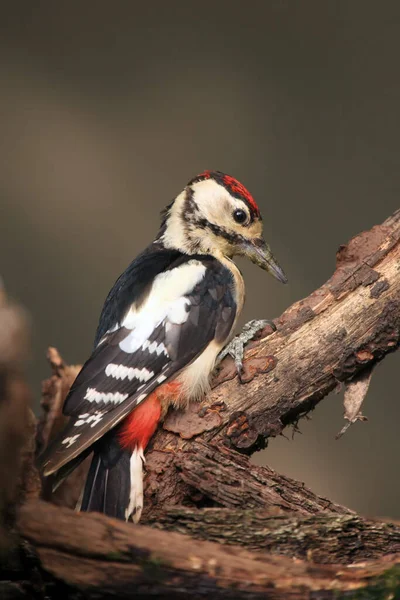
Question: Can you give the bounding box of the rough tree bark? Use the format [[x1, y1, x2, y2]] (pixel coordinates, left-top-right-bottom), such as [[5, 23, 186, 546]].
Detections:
[[0, 210, 399, 598], [149, 507, 400, 564]]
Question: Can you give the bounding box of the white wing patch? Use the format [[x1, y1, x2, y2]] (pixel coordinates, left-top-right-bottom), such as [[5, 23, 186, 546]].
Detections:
[[74, 410, 105, 427], [62, 434, 81, 447], [119, 260, 206, 355], [84, 388, 129, 405], [168, 297, 191, 324], [105, 364, 154, 382], [141, 340, 168, 356]]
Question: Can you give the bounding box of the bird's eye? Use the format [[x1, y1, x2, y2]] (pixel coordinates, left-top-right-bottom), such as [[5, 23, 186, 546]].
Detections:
[[232, 209, 248, 224]]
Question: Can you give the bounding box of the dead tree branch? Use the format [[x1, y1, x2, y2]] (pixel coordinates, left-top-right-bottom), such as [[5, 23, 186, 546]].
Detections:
[[175, 440, 352, 515], [149, 506, 400, 564], [16, 500, 400, 599]]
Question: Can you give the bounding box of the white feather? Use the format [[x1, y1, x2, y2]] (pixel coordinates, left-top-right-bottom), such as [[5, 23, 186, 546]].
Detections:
[[125, 447, 144, 523], [142, 340, 168, 356], [84, 388, 129, 405], [74, 410, 106, 427], [105, 364, 154, 382], [61, 434, 81, 447]]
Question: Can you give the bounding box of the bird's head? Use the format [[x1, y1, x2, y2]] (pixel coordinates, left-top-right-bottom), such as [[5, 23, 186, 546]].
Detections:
[[159, 170, 287, 283]]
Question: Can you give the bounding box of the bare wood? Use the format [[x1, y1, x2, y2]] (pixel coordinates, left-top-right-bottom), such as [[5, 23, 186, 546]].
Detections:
[[149, 506, 400, 564], [17, 500, 400, 599]]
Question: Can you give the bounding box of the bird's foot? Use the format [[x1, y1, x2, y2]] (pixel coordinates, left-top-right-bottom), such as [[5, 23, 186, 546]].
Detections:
[[217, 319, 276, 376]]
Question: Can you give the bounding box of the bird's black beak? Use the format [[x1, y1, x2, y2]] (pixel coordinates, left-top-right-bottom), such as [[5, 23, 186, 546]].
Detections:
[[243, 238, 288, 284]]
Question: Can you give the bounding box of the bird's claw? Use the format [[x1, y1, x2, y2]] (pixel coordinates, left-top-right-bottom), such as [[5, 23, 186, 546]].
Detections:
[[217, 319, 276, 378]]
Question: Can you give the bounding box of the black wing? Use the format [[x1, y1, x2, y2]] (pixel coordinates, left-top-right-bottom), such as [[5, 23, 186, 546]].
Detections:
[[39, 255, 236, 476]]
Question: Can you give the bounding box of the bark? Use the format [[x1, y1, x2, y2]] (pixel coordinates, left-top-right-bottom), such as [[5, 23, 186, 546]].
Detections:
[[175, 440, 352, 515], [149, 506, 400, 564], [16, 500, 400, 599]]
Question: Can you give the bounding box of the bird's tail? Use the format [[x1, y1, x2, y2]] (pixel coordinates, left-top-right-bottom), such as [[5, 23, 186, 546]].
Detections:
[[80, 431, 144, 522]]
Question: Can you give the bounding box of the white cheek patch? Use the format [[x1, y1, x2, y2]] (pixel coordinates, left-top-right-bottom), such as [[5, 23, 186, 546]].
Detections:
[[84, 388, 129, 405], [187, 179, 250, 231], [105, 364, 154, 382]]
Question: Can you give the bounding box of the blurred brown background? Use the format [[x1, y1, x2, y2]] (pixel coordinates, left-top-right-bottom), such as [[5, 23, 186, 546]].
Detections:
[[0, 2, 398, 518]]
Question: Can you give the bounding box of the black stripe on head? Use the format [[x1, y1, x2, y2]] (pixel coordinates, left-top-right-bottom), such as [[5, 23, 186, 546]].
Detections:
[[181, 187, 247, 246], [188, 170, 261, 219], [183, 185, 197, 218], [179, 188, 246, 247], [195, 217, 245, 246]]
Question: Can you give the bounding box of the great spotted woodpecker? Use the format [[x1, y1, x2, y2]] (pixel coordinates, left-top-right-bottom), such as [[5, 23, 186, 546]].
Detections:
[[39, 171, 287, 522]]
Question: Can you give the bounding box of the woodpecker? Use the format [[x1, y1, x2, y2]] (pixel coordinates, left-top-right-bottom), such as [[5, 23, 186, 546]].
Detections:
[[39, 170, 287, 523]]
